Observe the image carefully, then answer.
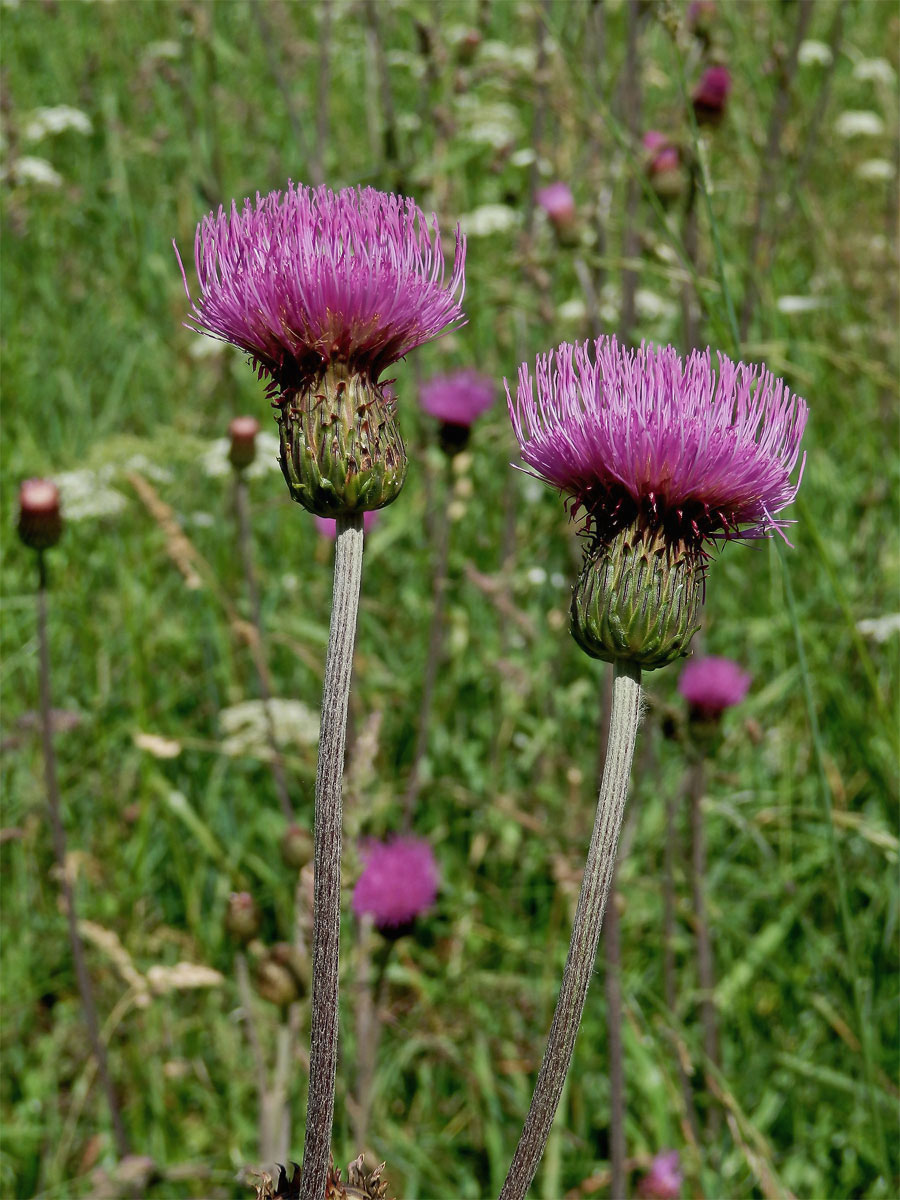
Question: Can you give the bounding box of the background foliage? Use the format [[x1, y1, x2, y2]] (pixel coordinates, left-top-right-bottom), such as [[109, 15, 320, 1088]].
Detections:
[[1, 1, 898, 1197]]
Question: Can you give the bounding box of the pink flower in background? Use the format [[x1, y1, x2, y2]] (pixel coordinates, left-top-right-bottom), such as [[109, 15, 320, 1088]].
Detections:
[[315, 511, 380, 539], [693, 65, 732, 123], [420, 369, 495, 428], [643, 131, 680, 176], [507, 337, 807, 551], [536, 182, 576, 228], [678, 656, 751, 716], [352, 836, 439, 931], [177, 183, 466, 401], [637, 1150, 683, 1199]]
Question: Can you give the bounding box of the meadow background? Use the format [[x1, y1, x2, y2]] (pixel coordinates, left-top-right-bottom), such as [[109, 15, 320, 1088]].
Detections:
[[1, 0, 898, 1197]]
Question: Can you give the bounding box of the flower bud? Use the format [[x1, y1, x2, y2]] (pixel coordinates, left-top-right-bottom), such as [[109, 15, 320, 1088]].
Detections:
[[280, 823, 314, 871], [17, 479, 62, 551], [277, 365, 407, 517], [224, 891, 261, 944], [254, 942, 309, 1008], [228, 415, 260, 471], [570, 523, 702, 669]]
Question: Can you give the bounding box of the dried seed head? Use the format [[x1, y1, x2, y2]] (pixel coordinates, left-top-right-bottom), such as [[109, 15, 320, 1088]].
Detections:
[[228, 416, 260, 471], [17, 478, 62, 551]]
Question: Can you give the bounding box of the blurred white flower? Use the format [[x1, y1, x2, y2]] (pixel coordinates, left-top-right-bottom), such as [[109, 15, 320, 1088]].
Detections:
[[187, 511, 215, 528], [188, 335, 226, 360], [636, 289, 677, 320], [527, 566, 547, 585], [509, 148, 537, 167], [458, 203, 520, 237], [10, 156, 63, 187], [480, 40, 538, 72], [455, 97, 520, 148], [134, 732, 182, 759], [856, 614, 900, 643], [550, 572, 566, 588], [54, 467, 128, 519], [852, 58, 895, 86], [220, 699, 319, 757], [200, 431, 281, 479], [558, 297, 587, 323], [121, 453, 172, 483], [776, 295, 825, 314], [856, 158, 895, 182], [798, 40, 833, 67], [144, 39, 182, 61], [834, 111, 885, 138], [23, 106, 92, 141]]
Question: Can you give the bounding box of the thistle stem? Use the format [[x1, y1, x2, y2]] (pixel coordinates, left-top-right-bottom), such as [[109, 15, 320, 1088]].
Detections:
[[35, 553, 130, 1159], [499, 660, 642, 1200], [301, 513, 365, 1200], [233, 472, 294, 821]]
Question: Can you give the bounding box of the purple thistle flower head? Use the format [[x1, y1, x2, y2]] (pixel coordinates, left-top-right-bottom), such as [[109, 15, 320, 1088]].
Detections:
[[638, 1151, 683, 1199], [352, 836, 439, 933], [643, 131, 680, 176], [693, 65, 732, 122], [420, 369, 496, 427], [678, 655, 751, 717], [536, 182, 576, 227], [177, 182, 466, 400], [508, 337, 807, 669], [508, 337, 807, 552]]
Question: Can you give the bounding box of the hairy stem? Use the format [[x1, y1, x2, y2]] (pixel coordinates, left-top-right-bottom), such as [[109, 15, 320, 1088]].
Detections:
[[301, 513, 365, 1200], [36, 554, 129, 1159], [234, 472, 294, 821], [499, 660, 643, 1200]]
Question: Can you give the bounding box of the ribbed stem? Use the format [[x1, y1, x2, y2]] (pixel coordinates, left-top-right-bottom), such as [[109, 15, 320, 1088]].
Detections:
[[499, 660, 643, 1200], [36, 554, 129, 1159], [301, 513, 364, 1200]]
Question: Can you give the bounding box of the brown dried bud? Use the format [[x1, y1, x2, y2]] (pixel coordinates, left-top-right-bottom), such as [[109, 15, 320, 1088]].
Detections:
[[254, 943, 308, 1008], [17, 479, 62, 551], [228, 416, 260, 471], [280, 823, 314, 871], [224, 891, 260, 944]]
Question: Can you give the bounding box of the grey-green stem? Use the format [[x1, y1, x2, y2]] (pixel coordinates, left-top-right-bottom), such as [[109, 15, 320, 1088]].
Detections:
[[300, 512, 364, 1200], [499, 660, 643, 1200]]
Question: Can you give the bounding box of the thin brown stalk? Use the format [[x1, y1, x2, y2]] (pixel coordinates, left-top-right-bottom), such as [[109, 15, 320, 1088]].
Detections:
[[301, 513, 365, 1200], [235, 951, 272, 1157], [738, 0, 815, 340], [499, 662, 643, 1200], [234, 472, 294, 821], [402, 457, 452, 829], [36, 554, 129, 1159], [687, 758, 720, 1137]]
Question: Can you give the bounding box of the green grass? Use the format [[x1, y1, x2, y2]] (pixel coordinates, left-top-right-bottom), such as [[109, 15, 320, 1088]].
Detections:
[[2, 1, 898, 1197]]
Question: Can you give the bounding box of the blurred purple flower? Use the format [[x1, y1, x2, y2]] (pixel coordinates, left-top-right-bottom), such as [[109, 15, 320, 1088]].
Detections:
[[420, 369, 495, 427], [536, 182, 576, 228], [315, 511, 380, 539], [352, 836, 439, 931], [637, 1150, 683, 1199], [678, 656, 751, 716], [507, 337, 807, 552], [643, 130, 680, 176], [176, 183, 466, 403], [693, 66, 732, 123]]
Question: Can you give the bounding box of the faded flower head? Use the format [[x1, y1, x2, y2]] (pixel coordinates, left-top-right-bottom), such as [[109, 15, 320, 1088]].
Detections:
[[536, 181, 576, 226], [17, 478, 62, 551], [178, 183, 466, 516], [352, 836, 438, 933], [508, 337, 807, 667], [637, 1150, 683, 1199], [693, 65, 732, 123], [228, 415, 260, 471], [420, 368, 495, 454], [679, 655, 751, 717]]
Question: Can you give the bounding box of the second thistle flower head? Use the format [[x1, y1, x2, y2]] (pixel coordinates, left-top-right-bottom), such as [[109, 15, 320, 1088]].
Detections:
[[420, 368, 495, 455], [508, 337, 807, 668], [678, 655, 751, 718], [352, 836, 439, 936], [178, 183, 466, 516]]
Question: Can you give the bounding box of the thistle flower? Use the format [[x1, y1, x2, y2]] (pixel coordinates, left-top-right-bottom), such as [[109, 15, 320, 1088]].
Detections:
[[536, 182, 577, 238], [642, 131, 684, 201], [17, 479, 63, 551], [177, 183, 466, 516], [678, 655, 751, 719], [352, 836, 438, 934], [420, 368, 495, 455], [508, 337, 807, 667], [637, 1150, 683, 1199], [692, 65, 732, 124]]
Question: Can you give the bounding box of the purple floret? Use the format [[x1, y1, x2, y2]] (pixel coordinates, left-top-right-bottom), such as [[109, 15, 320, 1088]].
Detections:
[[638, 1150, 683, 1199], [420, 369, 496, 427], [176, 183, 466, 400], [352, 836, 439, 930], [678, 655, 751, 715], [507, 337, 807, 548]]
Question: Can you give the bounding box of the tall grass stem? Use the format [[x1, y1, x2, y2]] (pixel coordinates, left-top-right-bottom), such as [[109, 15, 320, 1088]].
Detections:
[[301, 512, 365, 1200], [499, 660, 643, 1200], [687, 759, 721, 1137], [36, 553, 130, 1159]]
